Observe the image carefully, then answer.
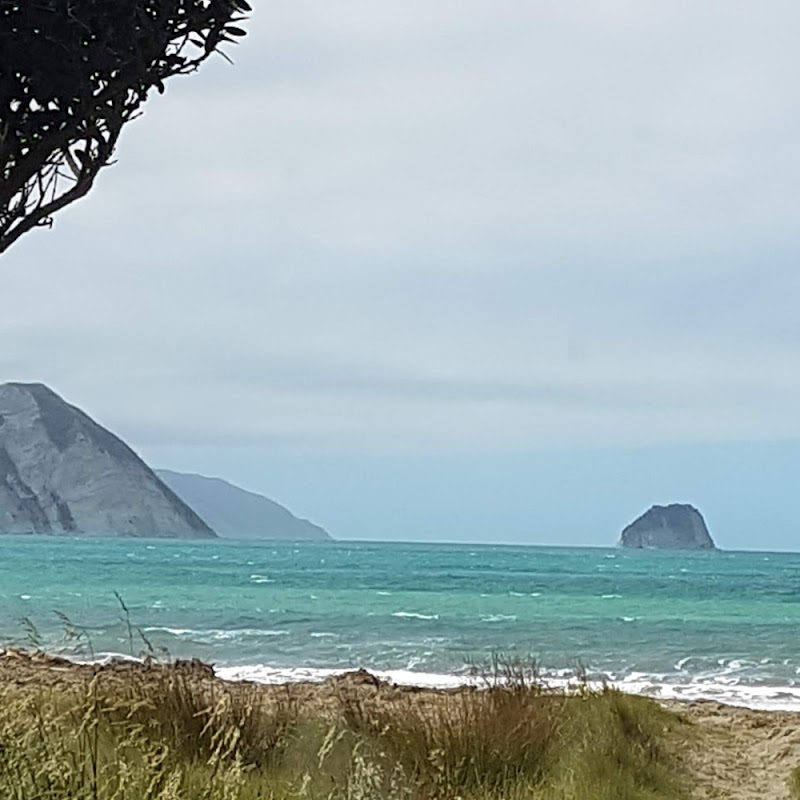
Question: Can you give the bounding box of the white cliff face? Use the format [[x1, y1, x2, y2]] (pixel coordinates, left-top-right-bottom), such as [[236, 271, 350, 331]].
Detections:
[[0, 383, 215, 538]]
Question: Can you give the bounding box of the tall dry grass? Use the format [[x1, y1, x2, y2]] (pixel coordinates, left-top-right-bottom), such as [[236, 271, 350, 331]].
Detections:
[[0, 656, 688, 800], [790, 765, 800, 799]]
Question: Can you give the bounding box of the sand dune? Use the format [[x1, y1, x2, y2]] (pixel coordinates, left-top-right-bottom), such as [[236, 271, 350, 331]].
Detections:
[[2, 649, 800, 799]]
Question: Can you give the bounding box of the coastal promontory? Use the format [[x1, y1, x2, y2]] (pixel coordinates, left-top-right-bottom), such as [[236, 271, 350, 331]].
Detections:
[[156, 470, 331, 541], [0, 383, 215, 538], [619, 504, 716, 550]]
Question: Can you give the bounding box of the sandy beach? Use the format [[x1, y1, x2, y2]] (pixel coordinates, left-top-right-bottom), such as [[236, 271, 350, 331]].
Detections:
[[2, 648, 800, 799], [665, 699, 800, 800]]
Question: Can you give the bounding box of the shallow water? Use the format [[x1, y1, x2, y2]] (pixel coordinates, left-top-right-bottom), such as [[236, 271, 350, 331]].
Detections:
[[2, 536, 800, 709]]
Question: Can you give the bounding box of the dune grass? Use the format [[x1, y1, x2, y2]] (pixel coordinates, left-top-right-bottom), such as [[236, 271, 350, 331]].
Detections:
[[790, 765, 800, 799], [0, 658, 688, 800]]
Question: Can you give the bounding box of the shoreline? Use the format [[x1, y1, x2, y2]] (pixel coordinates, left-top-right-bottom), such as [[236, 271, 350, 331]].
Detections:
[[214, 663, 800, 714], [58, 649, 800, 714]]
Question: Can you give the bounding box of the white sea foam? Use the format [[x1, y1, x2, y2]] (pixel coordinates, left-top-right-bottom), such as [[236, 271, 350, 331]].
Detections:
[[212, 664, 800, 712], [143, 627, 290, 640], [85, 653, 144, 666], [69, 650, 800, 713], [215, 664, 470, 689], [391, 612, 439, 620]]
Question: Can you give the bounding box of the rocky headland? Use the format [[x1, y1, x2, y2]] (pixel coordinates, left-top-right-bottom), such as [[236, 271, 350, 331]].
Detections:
[[0, 382, 215, 537], [156, 469, 331, 540], [619, 503, 716, 550]]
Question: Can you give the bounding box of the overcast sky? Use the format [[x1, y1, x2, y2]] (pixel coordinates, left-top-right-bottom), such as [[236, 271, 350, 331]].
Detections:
[[3, 1, 800, 548]]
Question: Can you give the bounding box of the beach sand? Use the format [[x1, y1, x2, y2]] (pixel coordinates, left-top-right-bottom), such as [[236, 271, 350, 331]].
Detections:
[[2, 649, 799, 799], [665, 699, 800, 799]]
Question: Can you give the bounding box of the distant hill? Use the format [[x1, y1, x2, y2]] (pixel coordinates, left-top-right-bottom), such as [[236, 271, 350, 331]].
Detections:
[[0, 383, 215, 538], [156, 470, 331, 541]]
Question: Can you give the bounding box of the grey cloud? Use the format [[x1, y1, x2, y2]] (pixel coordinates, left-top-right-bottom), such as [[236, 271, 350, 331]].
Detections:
[[3, 1, 800, 453]]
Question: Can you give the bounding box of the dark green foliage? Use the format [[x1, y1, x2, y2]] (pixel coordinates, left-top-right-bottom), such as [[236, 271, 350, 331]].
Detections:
[[0, 0, 249, 254]]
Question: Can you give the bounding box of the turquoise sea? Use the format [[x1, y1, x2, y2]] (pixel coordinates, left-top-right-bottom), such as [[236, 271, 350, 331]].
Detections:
[[2, 536, 800, 709]]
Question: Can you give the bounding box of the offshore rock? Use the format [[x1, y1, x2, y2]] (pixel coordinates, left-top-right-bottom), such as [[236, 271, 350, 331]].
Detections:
[[156, 469, 331, 540], [0, 383, 215, 538], [619, 504, 716, 550]]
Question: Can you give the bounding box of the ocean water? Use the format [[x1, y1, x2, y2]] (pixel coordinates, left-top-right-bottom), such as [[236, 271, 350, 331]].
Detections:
[[2, 536, 800, 710]]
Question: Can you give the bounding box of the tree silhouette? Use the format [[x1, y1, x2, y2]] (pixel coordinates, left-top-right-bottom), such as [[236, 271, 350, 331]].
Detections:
[[0, 0, 249, 255]]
